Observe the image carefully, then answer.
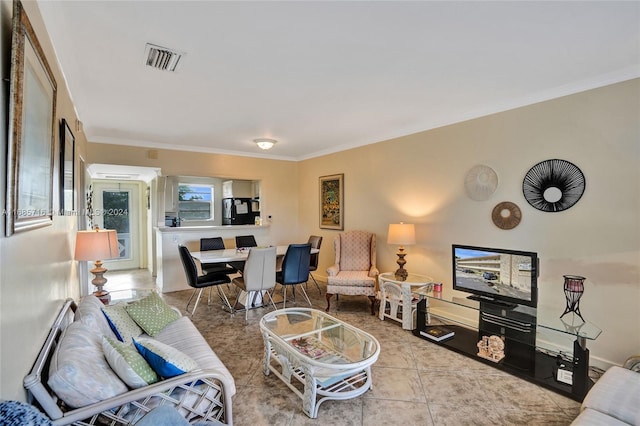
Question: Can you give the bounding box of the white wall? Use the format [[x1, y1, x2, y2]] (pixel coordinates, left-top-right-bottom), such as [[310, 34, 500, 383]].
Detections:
[[297, 79, 640, 369]]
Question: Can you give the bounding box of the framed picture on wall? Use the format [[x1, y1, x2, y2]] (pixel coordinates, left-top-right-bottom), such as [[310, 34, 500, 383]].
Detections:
[[5, 1, 57, 235], [60, 119, 75, 213], [319, 174, 344, 230]]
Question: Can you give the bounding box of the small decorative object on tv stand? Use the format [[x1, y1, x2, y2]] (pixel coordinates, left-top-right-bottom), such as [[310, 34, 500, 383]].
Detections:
[[477, 335, 505, 363], [560, 275, 586, 322]]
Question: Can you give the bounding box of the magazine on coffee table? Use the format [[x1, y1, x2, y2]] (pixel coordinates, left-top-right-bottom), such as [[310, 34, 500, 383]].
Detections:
[[290, 337, 329, 358]]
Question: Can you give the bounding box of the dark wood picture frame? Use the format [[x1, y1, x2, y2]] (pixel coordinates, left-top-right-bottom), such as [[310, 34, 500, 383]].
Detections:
[[60, 119, 75, 213], [319, 174, 344, 230], [6, 1, 57, 235]]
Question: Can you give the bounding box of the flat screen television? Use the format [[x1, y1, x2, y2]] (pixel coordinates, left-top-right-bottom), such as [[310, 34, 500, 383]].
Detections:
[[452, 244, 538, 308]]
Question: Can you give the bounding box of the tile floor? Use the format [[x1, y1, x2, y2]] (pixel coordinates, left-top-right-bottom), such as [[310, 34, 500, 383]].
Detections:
[[108, 269, 581, 426]]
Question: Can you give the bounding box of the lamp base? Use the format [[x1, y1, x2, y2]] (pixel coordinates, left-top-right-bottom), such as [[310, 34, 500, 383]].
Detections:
[[90, 261, 110, 305], [395, 249, 408, 281], [394, 267, 408, 281]]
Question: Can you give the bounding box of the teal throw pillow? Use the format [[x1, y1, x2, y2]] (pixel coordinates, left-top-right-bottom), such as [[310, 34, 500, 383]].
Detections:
[[124, 292, 179, 336]]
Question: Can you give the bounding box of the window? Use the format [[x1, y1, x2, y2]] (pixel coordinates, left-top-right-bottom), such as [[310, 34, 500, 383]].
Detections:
[[178, 183, 213, 220]]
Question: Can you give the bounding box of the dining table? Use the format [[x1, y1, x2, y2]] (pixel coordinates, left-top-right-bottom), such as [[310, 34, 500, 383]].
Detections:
[[190, 245, 319, 265], [191, 245, 320, 312]]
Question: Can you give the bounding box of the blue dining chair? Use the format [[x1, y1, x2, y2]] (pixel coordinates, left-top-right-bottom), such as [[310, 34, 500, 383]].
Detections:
[[276, 243, 312, 308]]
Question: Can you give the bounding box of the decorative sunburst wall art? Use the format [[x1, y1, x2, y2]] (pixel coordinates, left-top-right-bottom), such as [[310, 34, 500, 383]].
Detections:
[[464, 165, 498, 201], [523, 159, 585, 212], [492, 201, 522, 229]]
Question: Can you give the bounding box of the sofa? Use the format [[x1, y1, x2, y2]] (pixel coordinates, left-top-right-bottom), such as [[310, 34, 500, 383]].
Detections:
[[571, 360, 640, 425], [24, 294, 235, 425]]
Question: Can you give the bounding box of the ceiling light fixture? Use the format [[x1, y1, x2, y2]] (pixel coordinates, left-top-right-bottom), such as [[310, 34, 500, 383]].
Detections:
[[254, 138, 277, 150]]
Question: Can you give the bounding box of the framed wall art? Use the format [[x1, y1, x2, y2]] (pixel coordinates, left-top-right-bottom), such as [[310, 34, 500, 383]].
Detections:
[[6, 1, 57, 235], [319, 174, 344, 230], [60, 119, 75, 213]]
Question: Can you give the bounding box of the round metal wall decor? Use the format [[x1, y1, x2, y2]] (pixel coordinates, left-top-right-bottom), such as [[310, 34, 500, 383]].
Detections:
[[464, 165, 498, 201], [523, 159, 585, 212], [492, 201, 522, 230]]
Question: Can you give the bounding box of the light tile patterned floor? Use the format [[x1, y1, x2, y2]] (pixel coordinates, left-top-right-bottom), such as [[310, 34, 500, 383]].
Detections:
[[110, 269, 581, 426]]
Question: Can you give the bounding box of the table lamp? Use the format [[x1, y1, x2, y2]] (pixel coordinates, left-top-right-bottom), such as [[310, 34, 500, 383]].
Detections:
[[387, 222, 416, 281], [75, 228, 119, 304]]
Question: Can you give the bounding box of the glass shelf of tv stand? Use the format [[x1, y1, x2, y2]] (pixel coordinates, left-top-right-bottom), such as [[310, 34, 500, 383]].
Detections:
[[536, 307, 602, 342], [414, 287, 602, 341]]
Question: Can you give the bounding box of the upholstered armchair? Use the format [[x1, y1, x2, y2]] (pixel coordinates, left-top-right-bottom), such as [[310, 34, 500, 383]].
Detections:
[[325, 230, 379, 314]]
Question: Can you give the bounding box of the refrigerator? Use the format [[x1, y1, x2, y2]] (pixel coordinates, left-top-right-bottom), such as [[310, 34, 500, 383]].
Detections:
[[222, 198, 259, 225]]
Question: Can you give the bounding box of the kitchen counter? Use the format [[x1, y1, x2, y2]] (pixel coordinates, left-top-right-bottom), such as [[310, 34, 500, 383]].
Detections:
[[157, 224, 269, 232]]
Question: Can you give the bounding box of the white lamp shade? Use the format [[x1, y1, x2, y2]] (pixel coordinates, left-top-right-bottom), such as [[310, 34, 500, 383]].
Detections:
[[387, 223, 416, 246], [74, 229, 119, 261]]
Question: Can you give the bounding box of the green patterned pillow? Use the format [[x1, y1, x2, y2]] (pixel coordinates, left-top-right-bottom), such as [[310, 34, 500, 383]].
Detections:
[[102, 303, 143, 343], [124, 291, 179, 336], [102, 336, 159, 388]]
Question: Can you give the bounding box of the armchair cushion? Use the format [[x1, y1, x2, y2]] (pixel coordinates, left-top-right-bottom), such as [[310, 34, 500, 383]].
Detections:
[[338, 231, 377, 271]]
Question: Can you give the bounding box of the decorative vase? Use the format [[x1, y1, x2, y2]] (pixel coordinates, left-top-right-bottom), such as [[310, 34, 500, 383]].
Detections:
[[560, 275, 586, 322]]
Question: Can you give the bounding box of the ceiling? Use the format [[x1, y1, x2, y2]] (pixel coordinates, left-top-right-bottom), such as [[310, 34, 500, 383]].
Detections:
[[38, 1, 640, 162]]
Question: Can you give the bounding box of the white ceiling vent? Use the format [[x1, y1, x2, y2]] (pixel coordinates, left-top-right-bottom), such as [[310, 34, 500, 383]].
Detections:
[[144, 43, 184, 72]]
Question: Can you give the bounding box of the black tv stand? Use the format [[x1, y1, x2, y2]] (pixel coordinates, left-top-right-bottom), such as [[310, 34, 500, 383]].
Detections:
[[466, 294, 516, 309], [413, 291, 597, 402]]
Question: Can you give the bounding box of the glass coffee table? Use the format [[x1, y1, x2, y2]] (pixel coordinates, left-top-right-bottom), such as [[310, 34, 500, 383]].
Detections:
[[259, 308, 380, 418]]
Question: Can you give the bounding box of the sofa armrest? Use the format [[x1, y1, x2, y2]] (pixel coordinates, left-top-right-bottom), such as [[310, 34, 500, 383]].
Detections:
[[580, 366, 640, 426], [49, 369, 233, 426]]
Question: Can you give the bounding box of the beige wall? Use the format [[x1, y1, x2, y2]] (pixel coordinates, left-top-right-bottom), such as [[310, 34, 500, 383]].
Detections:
[[1, 0, 638, 404], [86, 144, 301, 247], [298, 79, 640, 368], [0, 0, 87, 400]]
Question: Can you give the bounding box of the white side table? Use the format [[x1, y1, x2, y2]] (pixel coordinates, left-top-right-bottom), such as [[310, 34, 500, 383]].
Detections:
[[378, 272, 433, 330]]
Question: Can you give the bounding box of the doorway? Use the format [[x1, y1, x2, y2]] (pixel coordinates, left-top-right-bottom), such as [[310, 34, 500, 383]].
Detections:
[[92, 181, 144, 271]]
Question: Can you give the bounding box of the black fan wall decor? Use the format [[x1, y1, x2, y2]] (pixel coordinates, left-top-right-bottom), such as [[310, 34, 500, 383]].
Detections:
[[523, 159, 585, 212]]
